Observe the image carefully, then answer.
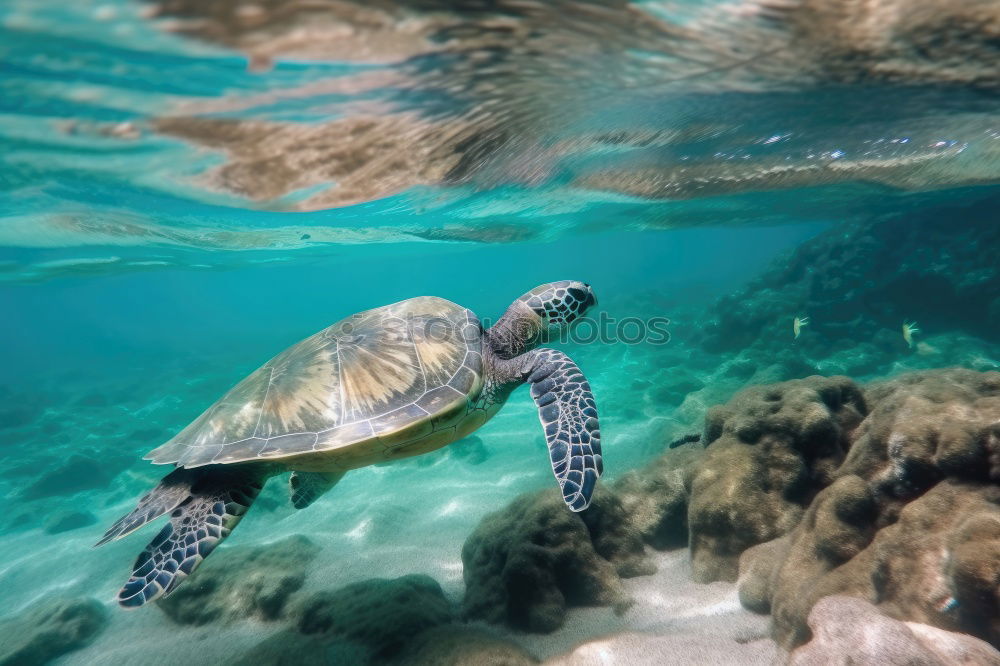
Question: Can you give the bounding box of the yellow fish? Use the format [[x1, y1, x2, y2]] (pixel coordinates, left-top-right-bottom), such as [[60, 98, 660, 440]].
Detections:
[[902, 321, 920, 348], [793, 316, 809, 339]]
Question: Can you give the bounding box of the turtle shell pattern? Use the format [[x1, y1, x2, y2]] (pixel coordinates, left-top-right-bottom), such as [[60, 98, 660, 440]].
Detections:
[[145, 297, 484, 468]]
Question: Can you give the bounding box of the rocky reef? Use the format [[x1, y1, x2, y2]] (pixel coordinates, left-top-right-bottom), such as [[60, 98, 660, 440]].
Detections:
[[4, 366, 994, 664], [630, 188, 1000, 448], [460, 367, 1000, 659], [292, 574, 455, 660], [690, 375, 866, 582], [0, 597, 107, 666], [462, 487, 650, 632], [698, 195, 1000, 366], [158, 534, 320, 625], [127, 531, 537, 665], [228, 571, 536, 665], [789, 596, 1000, 666], [738, 369, 1000, 648]]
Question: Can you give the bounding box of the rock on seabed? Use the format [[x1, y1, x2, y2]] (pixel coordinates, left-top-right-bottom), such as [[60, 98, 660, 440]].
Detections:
[[461, 368, 1000, 659], [0, 597, 108, 666]]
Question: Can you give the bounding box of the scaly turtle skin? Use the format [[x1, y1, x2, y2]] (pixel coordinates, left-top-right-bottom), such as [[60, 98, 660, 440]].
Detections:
[[97, 281, 602, 608]]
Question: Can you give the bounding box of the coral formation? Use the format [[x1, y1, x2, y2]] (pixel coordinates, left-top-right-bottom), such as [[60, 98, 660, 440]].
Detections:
[[0, 597, 107, 665], [689, 375, 866, 581], [737, 369, 1000, 648], [463, 367, 998, 658], [232, 622, 539, 666], [788, 596, 1000, 665], [699, 197, 1000, 361], [292, 574, 455, 660], [461, 487, 647, 632], [453, 376, 872, 623], [158, 534, 320, 625], [227, 574, 536, 666], [611, 445, 700, 550]]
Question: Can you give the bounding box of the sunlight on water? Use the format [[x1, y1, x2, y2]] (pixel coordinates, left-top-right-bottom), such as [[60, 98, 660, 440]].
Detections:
[[2, 0, 999, 282]]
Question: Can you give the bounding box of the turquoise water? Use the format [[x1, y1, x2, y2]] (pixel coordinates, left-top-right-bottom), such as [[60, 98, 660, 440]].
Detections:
[[2, 1, 999, 664]]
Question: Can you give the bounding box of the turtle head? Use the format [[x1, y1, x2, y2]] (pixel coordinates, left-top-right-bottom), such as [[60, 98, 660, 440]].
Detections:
[[488, 281, 598, 358], [517, 280, 597, 332]]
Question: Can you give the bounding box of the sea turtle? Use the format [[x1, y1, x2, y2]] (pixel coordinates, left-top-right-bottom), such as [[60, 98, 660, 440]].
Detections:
[[98, 280, 602, 608]]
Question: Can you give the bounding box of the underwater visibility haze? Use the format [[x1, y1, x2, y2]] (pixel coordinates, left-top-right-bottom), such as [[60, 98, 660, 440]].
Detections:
[[1, 0, 999, 664]]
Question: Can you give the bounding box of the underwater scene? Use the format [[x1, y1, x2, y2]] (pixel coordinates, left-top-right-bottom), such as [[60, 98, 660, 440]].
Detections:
[[2, 0, 999, 664]]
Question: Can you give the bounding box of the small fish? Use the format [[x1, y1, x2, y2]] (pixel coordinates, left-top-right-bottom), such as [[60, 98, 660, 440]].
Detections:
[[793, 316, 810, 339], [902, 321, 920, 348]]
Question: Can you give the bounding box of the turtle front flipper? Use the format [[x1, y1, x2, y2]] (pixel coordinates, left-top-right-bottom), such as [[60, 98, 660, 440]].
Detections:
[[289, 470, 345, 509], [99, 465, 267, 608], [525, 348, 603, 511]]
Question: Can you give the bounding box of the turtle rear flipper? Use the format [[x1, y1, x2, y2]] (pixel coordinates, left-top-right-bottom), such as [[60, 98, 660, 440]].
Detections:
[[100, 466, 266, 608], [289, 470, 345, 509], [95, 467, 198, 546]]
